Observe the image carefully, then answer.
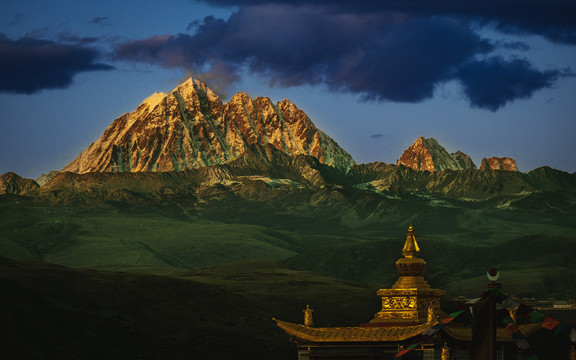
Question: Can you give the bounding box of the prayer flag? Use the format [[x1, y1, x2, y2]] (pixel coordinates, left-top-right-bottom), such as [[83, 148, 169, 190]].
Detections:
[[442, 317, 454, 324], [541, 316, 560, 330], [396, 349, 410, 358], [396, 343, 418, 358], [529, 310, 546, 323], [448, 310, 464, 318], [466, 297, 481, 305], [505, 324, 519, 335]]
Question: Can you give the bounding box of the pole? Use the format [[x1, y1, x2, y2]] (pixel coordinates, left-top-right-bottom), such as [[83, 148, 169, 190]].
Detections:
[[471, 268, 501, 360]]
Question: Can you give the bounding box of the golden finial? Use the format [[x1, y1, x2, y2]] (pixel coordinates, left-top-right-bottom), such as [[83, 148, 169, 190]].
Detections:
[[303, 305, 314, 327], [402, 225, 420, 258], [441, 343, 450, 360]]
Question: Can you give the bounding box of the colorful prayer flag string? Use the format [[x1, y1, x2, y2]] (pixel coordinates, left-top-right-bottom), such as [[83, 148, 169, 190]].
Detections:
[[396, 287, 576, 358]]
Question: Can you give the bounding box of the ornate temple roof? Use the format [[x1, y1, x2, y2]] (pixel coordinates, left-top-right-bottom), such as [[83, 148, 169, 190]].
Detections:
[[274, 319, 431, 343]]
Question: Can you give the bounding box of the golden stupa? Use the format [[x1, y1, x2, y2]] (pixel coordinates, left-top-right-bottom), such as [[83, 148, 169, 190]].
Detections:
[[370, 225, 445, 324]]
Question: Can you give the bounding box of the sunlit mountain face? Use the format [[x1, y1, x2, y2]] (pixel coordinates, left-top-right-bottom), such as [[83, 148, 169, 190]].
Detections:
[[62, 78, 355, 174]]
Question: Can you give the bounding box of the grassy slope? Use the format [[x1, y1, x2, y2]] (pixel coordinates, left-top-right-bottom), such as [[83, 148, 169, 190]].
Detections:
[[0, 197, 347, 269], [0, 257, 383, 360], [0, 256, 296, 360], [1, 191, 575, 299]]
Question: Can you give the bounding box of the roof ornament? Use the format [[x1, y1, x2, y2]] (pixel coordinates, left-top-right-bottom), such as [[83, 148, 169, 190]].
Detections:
[[303, 305, 314, 327], [487, 267, 500, 282]]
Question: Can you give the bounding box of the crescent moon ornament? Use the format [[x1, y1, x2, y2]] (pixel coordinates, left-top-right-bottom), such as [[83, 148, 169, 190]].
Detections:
[[487, 267, 500, 281]]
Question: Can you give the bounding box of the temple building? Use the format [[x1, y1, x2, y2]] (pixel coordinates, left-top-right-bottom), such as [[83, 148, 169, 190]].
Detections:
[[275, 226, 543, 360]]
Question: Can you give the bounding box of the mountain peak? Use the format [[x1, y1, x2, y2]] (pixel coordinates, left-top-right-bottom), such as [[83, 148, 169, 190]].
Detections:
[[62, 80, 355, 174], [230, 91, 252, 104], [172, 77, 222, 104], [397, 137, 476, 171]]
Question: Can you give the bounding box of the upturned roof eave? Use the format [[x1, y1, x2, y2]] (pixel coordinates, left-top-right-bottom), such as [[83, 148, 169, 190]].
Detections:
[[274, 319, 430, 343]]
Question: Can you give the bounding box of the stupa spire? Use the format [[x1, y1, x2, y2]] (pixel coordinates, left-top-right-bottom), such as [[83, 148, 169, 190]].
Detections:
[[402, 225, 420, 258]]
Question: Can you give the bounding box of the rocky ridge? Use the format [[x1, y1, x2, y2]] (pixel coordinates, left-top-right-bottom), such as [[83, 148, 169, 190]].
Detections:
[[396, 137, 476, 172], [481, 157, 519, 171], [62, 78, 355, 174], [0, 172, 39, 195]]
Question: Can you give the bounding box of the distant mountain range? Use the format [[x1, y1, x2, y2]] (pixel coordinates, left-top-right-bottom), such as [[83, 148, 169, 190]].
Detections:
[[2, 79, 576, 226], [55, 77, 519, 176]]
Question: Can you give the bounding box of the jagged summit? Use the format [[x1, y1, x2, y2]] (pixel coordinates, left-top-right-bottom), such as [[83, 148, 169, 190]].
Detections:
[[480, 157, 518, 171], [62, 78, 355, 174], [396, 137, 476, 172]]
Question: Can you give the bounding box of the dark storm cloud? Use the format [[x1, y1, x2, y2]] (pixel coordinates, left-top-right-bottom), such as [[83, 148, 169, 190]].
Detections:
[[456, 57, 562, 111], [0, 34, 114, 94], [116, 8, 487, 100], [199, 0, 576, 44], [115, 4, 566, 109], [323, 18, 493, 103]]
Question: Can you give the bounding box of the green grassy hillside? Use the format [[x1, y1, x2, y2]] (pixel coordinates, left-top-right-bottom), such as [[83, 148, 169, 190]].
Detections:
[[2, 187, 575, 299]]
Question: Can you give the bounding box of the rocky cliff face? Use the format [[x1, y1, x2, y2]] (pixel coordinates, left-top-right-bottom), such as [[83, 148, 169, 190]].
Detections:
[[480, 157, 518, 171], [62, 78, 355, 174], [396, 137, 476, 172]]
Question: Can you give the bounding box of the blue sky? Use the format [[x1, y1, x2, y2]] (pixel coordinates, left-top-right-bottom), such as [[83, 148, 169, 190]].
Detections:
[[1, 0, 575, 179]]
